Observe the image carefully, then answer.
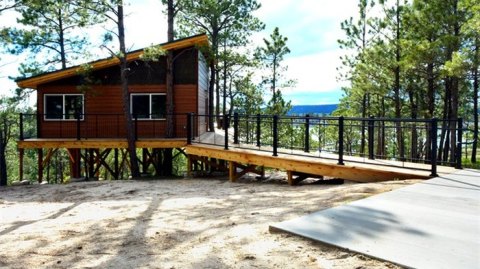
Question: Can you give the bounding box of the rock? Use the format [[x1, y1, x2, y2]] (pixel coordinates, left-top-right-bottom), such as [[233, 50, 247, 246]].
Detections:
[[69, 177, 87, 183], [11, 180, 30, 186]]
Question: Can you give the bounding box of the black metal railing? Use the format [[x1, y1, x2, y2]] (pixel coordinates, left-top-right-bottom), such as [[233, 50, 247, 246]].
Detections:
[[19, 113, 190, 140], [20, 112, 467, 176], [189, 113, 466, 176]]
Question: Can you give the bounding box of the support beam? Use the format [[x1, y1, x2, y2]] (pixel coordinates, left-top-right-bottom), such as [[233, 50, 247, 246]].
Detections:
[[37, 149, 43, 183], [229, 162, 264, 182], [19, 149, 24, 181], [187, 155, 192, 177], [229, 161, 236, 182]]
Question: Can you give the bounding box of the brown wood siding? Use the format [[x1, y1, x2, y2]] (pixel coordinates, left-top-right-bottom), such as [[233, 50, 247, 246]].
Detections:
[[37, 84, 197, 139]]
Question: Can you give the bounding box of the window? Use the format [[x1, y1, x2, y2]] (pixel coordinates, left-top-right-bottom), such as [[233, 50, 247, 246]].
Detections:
[[44, 94, 84, 120], [131, 93, 166, 119]]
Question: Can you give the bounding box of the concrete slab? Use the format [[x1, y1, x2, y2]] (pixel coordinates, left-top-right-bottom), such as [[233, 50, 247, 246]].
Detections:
[[270, 169, 480, 269]]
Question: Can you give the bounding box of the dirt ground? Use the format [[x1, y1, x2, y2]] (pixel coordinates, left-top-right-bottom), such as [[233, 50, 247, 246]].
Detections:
[[0, 174, 419, 269]]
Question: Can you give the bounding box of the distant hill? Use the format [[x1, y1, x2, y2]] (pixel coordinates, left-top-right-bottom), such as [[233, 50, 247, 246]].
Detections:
[[288, 104, 338, 116]]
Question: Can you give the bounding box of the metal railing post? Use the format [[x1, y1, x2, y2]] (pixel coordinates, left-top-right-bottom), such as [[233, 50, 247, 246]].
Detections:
[[338, 116, 344, 165], [456, 118, 463, 169], [19, 113, 24, 140], [304, 114, 310, 152], [233, 112, 239, 144], [273, 115, 278, 156], [186, 113, 192, 145], [368, 116, 375, 160], [430, 118, 438, 177], [224, 114, 229, 150], [256, 114, 261, 147]]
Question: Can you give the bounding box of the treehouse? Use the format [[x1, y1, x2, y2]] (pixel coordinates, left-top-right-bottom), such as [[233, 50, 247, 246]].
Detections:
[[16, 33, 210, 181]]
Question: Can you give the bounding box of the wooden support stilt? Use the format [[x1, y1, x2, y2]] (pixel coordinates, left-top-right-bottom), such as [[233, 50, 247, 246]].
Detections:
[[95, 149, 100, 178], [229, 163, 264, 182], [187, 155, 192, 177], [88, 148, 94, 178], [287, 171, 294, 186], [142, 148, 148, 174], [67, 149, 81, 178], [229, 161, 236, 182], [19, 149, 24, 181], [37, 148, 43, 183]]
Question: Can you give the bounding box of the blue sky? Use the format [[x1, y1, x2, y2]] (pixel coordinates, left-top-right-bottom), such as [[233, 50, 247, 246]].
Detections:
[[0, 0, 358, 106]]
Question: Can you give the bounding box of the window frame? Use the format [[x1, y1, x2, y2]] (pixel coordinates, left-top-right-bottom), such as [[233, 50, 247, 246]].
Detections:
[[44, 94, 85, 121], [130, 93, 167, 120]]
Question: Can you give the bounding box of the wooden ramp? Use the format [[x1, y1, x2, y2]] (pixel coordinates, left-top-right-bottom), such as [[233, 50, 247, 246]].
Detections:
[[185, 144, 455, 183]]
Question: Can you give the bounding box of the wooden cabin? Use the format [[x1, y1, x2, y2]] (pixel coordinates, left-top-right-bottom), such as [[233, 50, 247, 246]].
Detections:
[[16, 34, 210, 181]]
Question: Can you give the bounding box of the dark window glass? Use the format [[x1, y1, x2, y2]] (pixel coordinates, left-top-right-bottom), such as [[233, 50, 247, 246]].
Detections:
[[45, 96, 63, 119], [132, 95, 149, 119], [65, 95, 83, 119], [151, 95, 166, 119]]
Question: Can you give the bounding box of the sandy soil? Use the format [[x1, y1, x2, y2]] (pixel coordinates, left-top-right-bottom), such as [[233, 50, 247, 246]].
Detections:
[[0, 174, 419, 269]]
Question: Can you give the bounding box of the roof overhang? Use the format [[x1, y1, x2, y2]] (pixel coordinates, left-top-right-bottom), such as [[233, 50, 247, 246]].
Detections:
[[16, 33, 209, 89]]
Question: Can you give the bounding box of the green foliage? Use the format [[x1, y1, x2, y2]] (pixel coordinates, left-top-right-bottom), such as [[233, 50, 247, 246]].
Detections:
[[3, 0, 102, 70], [337, 0, 479, 163], [0, 97, 37, 185], [75, 63, 102, 94], [232, 73, 264, 115], [140, 45, 167, 62], [255, 27, 295, 110]]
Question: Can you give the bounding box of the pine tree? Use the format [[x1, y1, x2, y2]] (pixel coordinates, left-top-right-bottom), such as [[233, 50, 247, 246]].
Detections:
[[255, 27, 295, 113]]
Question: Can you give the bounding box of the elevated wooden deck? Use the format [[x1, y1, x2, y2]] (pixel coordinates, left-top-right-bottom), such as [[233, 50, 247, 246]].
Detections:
[[17, 133, 457, 184]]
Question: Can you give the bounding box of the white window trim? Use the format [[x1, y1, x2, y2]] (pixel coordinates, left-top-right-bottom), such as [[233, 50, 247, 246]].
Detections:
[[44, 94, 84, 121], [130, 93, 167, 120]]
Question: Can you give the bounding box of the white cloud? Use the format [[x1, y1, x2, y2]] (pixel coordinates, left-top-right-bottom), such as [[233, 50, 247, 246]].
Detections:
[[282, 48, 348, 94], [124, 0, 168, 49]]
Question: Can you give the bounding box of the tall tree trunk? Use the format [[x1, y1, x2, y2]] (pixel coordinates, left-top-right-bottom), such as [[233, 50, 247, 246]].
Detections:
[[163, 0, 175, 175], [167, 0, 174, 41], [222, 40, 227, 120], [449, 0, 460, 164], [58, 8, 66, 69], [272, 55, 277, 105], [472, 39, 479, 163], [166, 0, 175, 138], [0, 134, 7, 186], [360, 93, 367, 156], [408, 88, 418, 161], [439, 79, 451, 162], [394, 0, 404, 161], [359, 2, 368, 157], [118, 4, 140, 178], [425, 62, 435, 160]]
